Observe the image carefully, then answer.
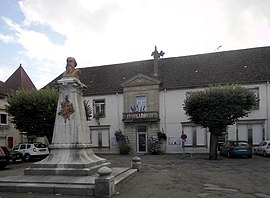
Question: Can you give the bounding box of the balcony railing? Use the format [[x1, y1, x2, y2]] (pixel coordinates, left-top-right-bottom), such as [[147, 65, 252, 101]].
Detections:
[[122, 111, 160, 123]]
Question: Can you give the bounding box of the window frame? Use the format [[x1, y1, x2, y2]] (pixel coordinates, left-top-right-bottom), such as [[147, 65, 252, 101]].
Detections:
[[90, 127, 110, 148], [136, 96, 147, 112], [247, 87, 259, 110], [182, 123, 208, 147], [93, 99, 106, 118], [0, 113, 8, 125]]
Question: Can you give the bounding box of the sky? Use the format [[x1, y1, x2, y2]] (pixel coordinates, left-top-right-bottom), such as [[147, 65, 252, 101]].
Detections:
[[0, 0, 270, 89]]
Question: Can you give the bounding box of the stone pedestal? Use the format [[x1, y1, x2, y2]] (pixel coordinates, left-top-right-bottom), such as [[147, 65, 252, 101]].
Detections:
[[25, 77, 109, 176]]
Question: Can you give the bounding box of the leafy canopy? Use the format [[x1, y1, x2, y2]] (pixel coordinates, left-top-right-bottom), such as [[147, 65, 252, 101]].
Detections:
[[5, 88, 58, 143], [183, 84, 257, 133]]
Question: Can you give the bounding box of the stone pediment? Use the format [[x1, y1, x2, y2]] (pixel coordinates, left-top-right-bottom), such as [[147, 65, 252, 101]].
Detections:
[[121, 73, 161, 87]]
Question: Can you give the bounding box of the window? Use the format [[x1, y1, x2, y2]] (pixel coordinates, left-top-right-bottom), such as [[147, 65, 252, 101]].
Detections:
[[136, 96, 147, 112], [93, 99, 105, 118], [0, 113, 8, 125], [248, 88, 259, 110], [90, 128, 110, 148], [182, 125, 208, 147], [237, 122, 264, 145]]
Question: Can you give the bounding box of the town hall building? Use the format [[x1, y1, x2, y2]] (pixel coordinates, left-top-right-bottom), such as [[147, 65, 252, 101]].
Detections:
[[50, 46, 270, 154]]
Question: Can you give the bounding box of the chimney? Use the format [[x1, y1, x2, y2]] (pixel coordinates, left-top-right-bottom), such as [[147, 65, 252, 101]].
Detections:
[[151, 46, 165, 77]]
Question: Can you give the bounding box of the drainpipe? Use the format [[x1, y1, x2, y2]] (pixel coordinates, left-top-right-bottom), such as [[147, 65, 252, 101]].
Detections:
[[266, 82, 269, 140], [116, 92, 120, 129], [164, 89, 167, 133], [163, 89, 167, 153]]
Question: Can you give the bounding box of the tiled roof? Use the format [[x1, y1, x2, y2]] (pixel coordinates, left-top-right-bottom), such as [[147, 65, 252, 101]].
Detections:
[[0, 81, 7, 98], [49, 46, 270, 96], [4, 65, 36, 93]]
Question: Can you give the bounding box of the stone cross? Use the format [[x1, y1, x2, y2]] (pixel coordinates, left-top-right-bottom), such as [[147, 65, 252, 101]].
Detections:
[[151, 46, 165, 76], [151, 46, 165, 60]]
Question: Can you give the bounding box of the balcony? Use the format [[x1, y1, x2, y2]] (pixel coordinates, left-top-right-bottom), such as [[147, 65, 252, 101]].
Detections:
[[122, 111, 160, 123]]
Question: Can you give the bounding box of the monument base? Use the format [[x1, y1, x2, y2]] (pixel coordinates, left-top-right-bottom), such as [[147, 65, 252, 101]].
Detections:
[[25, 143, 110, 176], [0, 167, 138, 196]]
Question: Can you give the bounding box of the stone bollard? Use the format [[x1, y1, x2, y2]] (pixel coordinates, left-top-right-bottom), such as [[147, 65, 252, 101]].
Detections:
[[131, 156, 141, 171], [95, 166, 115, 198]]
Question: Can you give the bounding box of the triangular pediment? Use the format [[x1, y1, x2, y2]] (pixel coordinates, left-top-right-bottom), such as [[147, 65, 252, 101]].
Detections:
[[121, 73, 161, 87]]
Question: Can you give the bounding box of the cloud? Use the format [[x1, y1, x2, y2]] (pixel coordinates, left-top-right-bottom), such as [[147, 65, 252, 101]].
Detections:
[[1, 0, 270, 89], [0, 33, 14, 43], [19, 0, 121, 34], [219, 0, 270, 48]]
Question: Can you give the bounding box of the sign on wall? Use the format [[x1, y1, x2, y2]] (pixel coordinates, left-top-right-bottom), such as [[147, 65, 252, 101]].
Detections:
[[168, 137, 181, 145]]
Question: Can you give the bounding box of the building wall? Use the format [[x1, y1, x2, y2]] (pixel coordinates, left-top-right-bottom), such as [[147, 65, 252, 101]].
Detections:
[[84, 82, 270, 154], [85, 93, 124, 153], [0, 99, 21, 148], [159, 83, 270, 153], [159, 87, 210, 153]]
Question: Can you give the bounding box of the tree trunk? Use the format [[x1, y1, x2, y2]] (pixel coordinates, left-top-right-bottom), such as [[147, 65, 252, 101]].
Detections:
[[209, 132, 218, 160]]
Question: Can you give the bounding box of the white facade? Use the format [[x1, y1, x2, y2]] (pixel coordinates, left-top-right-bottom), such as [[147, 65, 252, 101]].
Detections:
[[83, 82, 270, 154], [85, 93, 124, 153]]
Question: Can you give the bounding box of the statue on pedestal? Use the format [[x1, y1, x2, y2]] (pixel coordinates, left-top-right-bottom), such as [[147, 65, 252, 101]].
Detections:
[[63, 57, 81, 79]]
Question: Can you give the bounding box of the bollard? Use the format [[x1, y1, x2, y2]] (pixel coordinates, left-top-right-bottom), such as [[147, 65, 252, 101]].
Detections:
[[131, 156, 141, 171], [95, 166, 115, 198]]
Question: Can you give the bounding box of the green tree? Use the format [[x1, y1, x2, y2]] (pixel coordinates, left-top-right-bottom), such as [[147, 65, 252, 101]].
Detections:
[[83, 99, 92, 121], [183, 84, 257, 160], [5, 88, 58, 143]]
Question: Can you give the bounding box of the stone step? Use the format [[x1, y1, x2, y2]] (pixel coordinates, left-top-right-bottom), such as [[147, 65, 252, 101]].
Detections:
[[114, 169, 138, 189], [0, 182, 95, 196], [24, 162, 111, 176]]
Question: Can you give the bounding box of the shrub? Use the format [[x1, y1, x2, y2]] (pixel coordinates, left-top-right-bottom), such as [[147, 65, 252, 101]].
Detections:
[[148, 140, 161, 155], [119, 143, 132, 155], [114, 130, 131, 155], [157, 131, 167, 141]]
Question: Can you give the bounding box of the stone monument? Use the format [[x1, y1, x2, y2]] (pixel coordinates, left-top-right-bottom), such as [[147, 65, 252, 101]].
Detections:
[[25, 57, 109, 176], [0, 57, 138, 197]]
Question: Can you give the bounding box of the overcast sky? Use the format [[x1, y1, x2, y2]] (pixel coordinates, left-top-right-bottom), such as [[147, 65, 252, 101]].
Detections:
[[0, 0, 270, 89]]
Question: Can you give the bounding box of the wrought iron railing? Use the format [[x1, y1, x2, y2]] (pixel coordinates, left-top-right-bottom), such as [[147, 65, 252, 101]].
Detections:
[[122, 111, 160, 123]]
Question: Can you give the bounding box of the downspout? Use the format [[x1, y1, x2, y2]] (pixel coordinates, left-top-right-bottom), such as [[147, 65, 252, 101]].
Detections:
[[116, 92, 120, 129], [163, 89, 167, 153], [266, 82, 269, 140]]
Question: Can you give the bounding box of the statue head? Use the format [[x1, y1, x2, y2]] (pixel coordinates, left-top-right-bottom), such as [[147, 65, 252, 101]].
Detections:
[[63, 57, 80, 79], [66, 57, 77, 68]]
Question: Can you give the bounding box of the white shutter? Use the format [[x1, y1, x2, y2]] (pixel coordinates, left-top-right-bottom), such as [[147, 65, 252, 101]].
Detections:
[[91, 129, 99, 147], [102, 129, 109, 147], [237, 124, 248, 140], [183, 126, 193, 146], [196, 127, 206, 146], [252, 124, 263, 145]]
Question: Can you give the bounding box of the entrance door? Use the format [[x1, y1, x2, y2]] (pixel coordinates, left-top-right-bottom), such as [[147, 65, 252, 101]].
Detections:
[[137, 126, 147, 153]]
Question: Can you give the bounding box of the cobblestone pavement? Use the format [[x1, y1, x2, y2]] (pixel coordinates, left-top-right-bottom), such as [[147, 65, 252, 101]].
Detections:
[[0, 154, 269, 198]]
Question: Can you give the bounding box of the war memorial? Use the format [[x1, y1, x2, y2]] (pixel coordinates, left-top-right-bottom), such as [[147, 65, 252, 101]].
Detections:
[[0, 57, 139, 197]]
